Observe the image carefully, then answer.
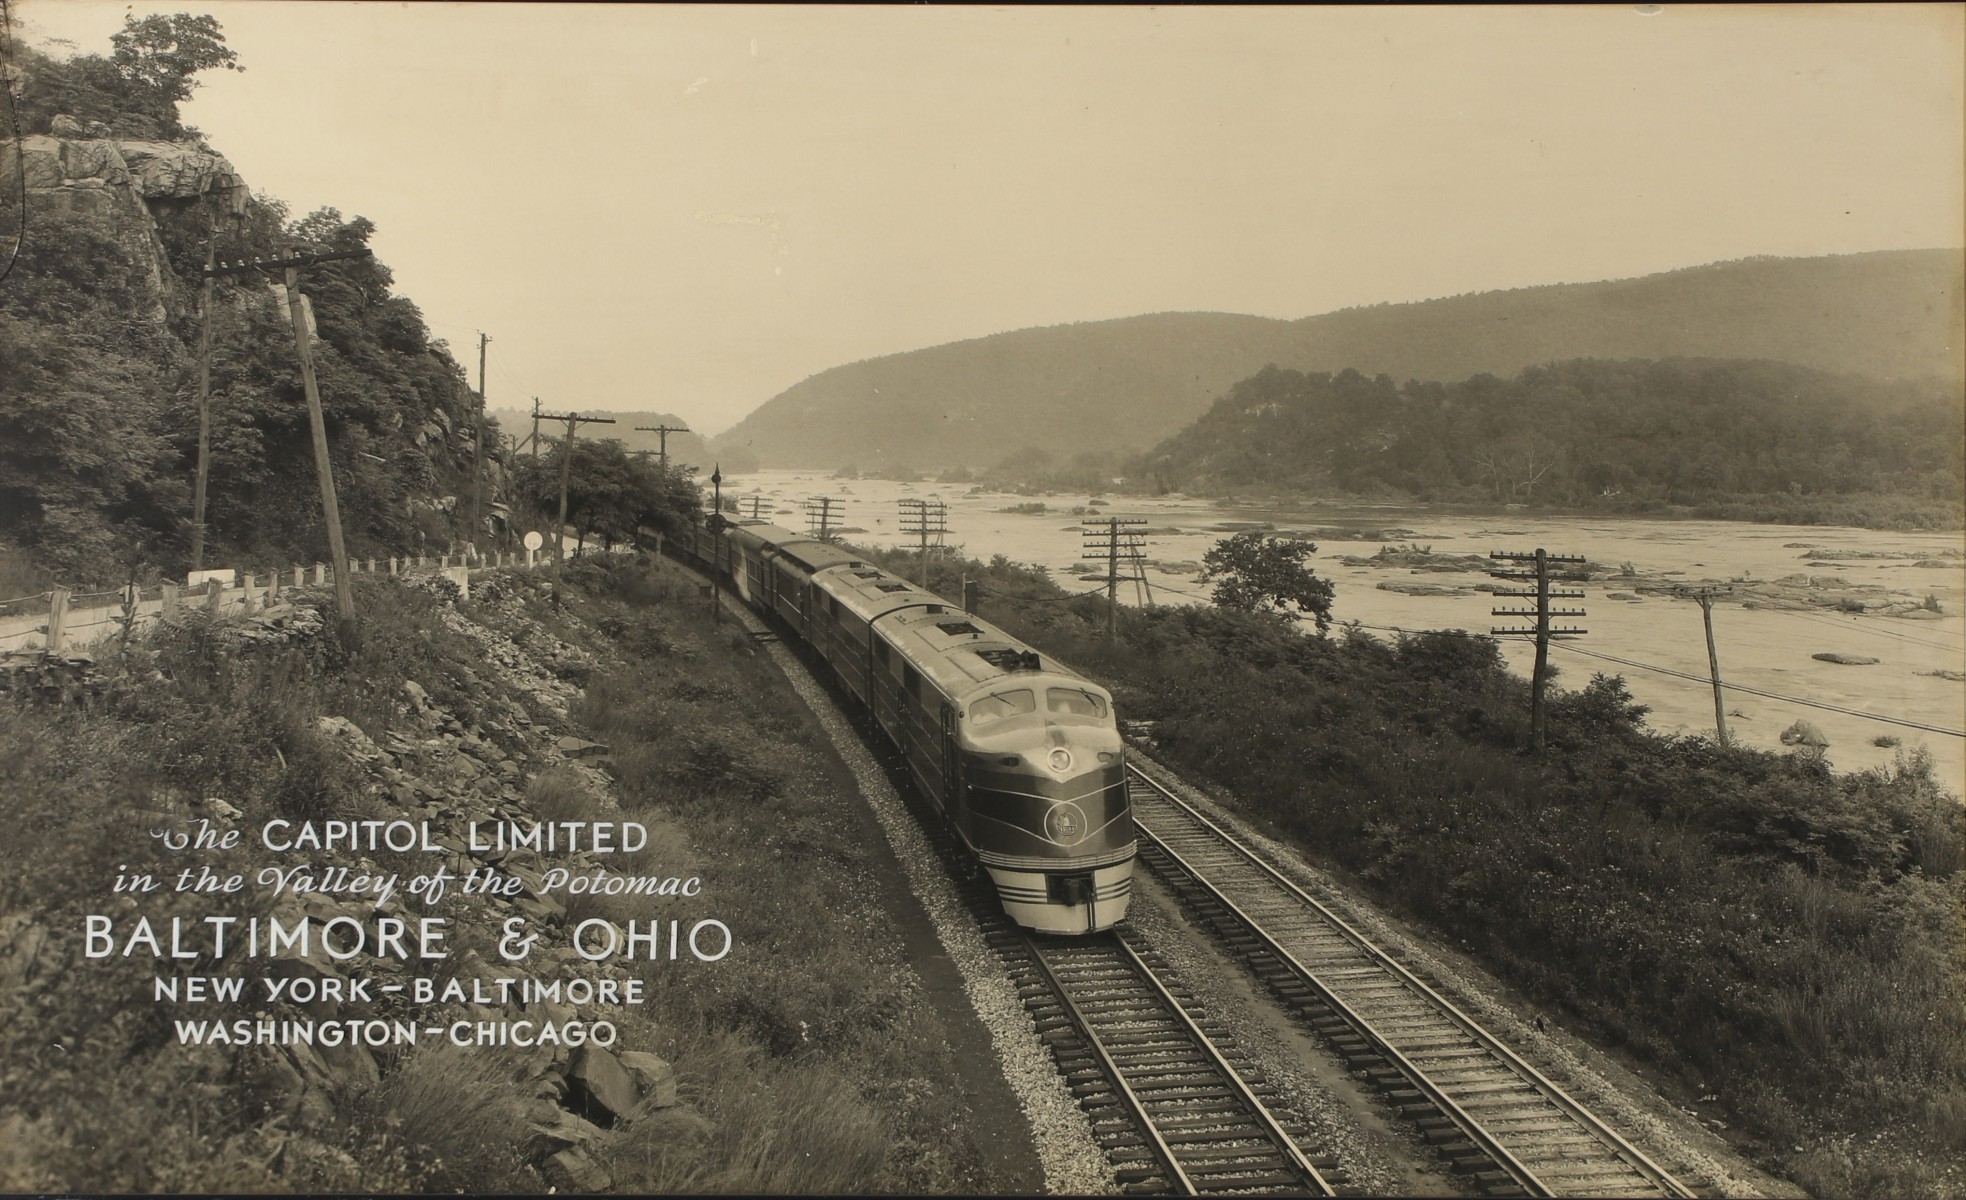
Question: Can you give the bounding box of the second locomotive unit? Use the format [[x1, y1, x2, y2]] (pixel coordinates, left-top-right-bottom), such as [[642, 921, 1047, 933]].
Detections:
[[673, 517, 1133, 935]]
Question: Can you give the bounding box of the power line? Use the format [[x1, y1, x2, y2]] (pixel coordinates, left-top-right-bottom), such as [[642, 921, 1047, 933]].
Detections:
[[0, 0, 27, 285], [1776, 606, 1966, 654], [1545, 640, 1964, 738], [1317, 620, 1964, 740]]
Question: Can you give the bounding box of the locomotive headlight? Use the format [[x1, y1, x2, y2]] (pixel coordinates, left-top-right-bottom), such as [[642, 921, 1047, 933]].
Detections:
[[1048, 748, 1072, 773]]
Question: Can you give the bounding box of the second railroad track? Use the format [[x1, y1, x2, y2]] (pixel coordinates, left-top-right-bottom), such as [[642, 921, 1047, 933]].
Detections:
[[1126, 762, 1696, 1199]]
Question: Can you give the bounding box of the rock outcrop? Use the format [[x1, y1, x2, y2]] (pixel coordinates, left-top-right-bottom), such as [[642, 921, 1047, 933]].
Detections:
[[1, 121, 245, 323]]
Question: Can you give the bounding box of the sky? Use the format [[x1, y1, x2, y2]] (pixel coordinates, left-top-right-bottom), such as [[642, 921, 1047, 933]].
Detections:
[[14, 2, 1964, 436]]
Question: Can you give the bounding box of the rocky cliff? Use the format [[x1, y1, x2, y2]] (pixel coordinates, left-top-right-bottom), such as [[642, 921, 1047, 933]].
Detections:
[[9, 117, 245, 321]]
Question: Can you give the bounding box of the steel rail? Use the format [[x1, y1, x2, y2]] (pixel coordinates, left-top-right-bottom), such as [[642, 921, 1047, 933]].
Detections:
[[1108, 932, 1338, 1197], [1132, 789, 1548, 1196], [1022, 933, 1196, 1195], [1127, 762, 1696, 1199]]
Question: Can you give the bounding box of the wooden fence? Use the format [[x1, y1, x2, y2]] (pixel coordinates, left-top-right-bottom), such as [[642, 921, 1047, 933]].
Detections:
[[0, 545, 616, 655]]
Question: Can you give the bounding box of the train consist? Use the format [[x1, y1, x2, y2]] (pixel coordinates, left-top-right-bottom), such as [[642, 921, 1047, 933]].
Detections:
[[672, 518, 1134, 935]]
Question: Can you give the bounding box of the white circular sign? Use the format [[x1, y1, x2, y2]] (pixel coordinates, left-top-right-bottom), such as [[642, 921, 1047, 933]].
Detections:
[[523, 531, 544, 550]]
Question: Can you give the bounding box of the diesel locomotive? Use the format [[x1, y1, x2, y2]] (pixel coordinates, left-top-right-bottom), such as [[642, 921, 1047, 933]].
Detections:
[[672, 518, 1133, 935]]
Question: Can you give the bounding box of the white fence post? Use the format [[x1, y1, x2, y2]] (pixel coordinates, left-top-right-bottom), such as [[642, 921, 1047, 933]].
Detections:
[[45, 588, 70, 652]]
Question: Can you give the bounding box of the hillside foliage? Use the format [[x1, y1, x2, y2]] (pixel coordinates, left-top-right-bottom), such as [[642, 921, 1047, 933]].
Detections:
[[1, 20, 530, 584], [1132, 358, 1964, 528], [857, 543, 1965, 1199], [504, 440, 702, 552]]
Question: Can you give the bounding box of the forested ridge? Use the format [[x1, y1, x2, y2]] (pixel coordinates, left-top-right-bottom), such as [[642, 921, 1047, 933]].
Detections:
[[714, 249, 1963, 472], [1125, 358, 1964, 529]]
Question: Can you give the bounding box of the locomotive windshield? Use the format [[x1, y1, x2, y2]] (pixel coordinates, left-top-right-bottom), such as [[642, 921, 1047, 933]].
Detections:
[[1046, 687, 1109, 719], [969, 688, 1036, 727]]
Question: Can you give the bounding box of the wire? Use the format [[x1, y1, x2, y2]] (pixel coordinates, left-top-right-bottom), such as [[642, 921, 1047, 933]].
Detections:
[[0, 0, 26, 286], [974, 583, 1110, 603], [1773, 606, 1965, 654], [1249, 617, 1965, 739], [1543, 640, 1964, 738]]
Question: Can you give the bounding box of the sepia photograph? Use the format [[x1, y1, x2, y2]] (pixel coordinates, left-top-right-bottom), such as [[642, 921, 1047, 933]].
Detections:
[[0, 2, 1960, 1196]]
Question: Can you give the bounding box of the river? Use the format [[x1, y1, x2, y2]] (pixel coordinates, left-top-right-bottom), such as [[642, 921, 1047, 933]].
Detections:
[[723, 469, 1966, 799]]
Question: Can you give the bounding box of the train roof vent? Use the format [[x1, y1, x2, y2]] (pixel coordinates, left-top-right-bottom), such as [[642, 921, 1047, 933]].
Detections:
[[875, 583, 909, 593], [925, 604, 945, 614], [852, 570, 882, 579], [936, 620, 982, 637], [975, 647, 1042, 672]]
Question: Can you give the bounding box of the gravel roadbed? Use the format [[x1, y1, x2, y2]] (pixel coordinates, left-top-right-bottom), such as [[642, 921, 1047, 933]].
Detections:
[[732, 601, 1116, 1195], [1127, 747, 1805, 1200]]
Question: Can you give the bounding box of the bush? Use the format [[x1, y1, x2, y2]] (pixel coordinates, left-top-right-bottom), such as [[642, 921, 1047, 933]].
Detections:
[[858, 541, 1966, 1195]]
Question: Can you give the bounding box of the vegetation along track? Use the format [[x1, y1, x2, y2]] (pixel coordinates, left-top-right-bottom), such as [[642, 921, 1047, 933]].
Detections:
[[1008, 926, 1342, 1196], [1126, 764, 1696, 1199]]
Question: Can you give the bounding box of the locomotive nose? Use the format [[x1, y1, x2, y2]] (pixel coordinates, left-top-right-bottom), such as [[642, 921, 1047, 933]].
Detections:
[[1036, 723, 1121, 778]]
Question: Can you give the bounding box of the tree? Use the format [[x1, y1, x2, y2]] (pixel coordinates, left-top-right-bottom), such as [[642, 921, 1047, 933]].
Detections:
[[1198, 532, 1335, 631], [509, 440, 700, 551], [109, 13, 242, 112]]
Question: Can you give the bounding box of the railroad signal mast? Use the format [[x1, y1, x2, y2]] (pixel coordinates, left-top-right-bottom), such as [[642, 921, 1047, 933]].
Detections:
[[1084, 517, 1149, 640], [805, 496, 844, 543], [1670, 584, 1736, 747], [1490, 548, 1588, 753], [898, 498, 950, 587]]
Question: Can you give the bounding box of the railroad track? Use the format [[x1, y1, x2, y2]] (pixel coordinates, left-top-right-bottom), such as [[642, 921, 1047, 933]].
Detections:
[[698, 572, 1339, 1194], [1007, 927, 1340, 1196], [1127, 763, 1697, 1200]]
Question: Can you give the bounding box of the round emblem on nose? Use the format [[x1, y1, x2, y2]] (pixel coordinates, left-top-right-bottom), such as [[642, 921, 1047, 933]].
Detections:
[[1044, 800, 1090, 846]]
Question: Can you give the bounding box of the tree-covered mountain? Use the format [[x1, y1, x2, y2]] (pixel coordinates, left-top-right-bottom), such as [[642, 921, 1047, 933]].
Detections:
[[712, 249, 1964, 470], [1129, 358, 1964, 528], [0, 17, 509, 582]]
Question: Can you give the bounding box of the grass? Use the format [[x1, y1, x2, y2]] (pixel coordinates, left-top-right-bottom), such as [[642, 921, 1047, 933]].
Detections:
[[0, 557, 1013, 1194], [545, 554, 1012, 1192], [857, 542, 1966, 1199]]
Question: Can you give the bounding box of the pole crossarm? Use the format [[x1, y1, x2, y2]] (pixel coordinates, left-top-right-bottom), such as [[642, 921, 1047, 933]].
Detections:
[[1479, 547, 1588, 752], [635, 424, 690, 467], [205, 247, 374, 278], [805, 496, 843, 542], [1668, 586, 1736, 746]]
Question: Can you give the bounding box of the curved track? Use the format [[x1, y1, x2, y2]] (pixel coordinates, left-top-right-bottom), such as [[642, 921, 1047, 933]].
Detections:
[[1014, 928, 1339, 1196], [1127, 764, 1696, 1199]]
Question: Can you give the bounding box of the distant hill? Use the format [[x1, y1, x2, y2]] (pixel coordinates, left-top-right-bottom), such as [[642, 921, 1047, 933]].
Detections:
[[486, 409, 730, 473], [712, 249, 1964, 470], [1129, 358, 1963, 529]]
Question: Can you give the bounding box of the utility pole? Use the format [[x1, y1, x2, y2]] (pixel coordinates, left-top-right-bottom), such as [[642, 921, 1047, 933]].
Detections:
[[1084, 517, 1148, 640], [535, 410, 616, 603], [708, 465, 725, 625], [635, 423, 690, 469], [1490, 549, 1588, 753], [805, 496, 843, 543], [743, 495, 765, 520], [205, 245, 374, 637], [189, 175, 241, 574], [472, 332, 489, 556], [530, 397, 542, 465], [898, 498, 949, 587], [1673, 585, 1735, 747]]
